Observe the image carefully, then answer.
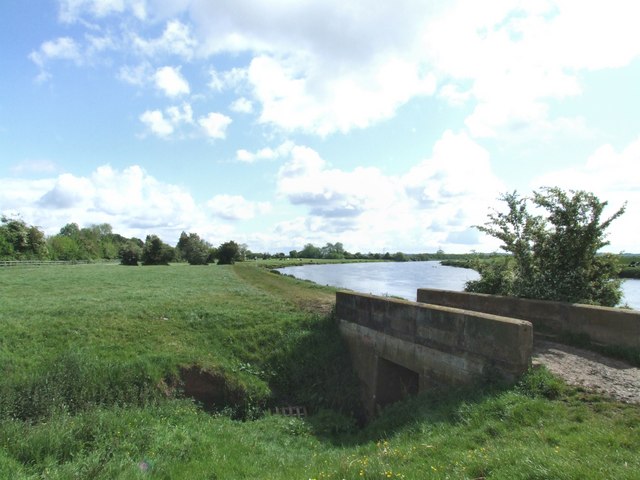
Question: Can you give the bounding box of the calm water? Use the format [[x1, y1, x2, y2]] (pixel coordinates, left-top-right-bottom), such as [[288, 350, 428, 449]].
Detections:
[[278, 261, 640, 309]]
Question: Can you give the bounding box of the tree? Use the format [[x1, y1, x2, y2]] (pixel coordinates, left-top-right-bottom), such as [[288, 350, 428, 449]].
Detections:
[[176, 232, 211, 265], [141, 235, 174, 265], [48, 235, 82, 261], [217, 240, 240, 265], [0, 217, 48, 260], [321, 242, 345, 259], [466, 187, 625, 306], [119, 241, 142, 266], [299, 243, 322, 259]]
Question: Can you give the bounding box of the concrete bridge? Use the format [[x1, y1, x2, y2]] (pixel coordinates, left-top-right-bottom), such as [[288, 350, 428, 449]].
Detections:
[[337, 288, 640, 417], [336, 291, 533, 417]]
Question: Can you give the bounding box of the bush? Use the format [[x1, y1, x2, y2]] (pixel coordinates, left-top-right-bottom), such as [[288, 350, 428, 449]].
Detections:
[[467, 188, 625, 306], [119, 241, 142, 266], [217, 241, 240, 265], [142, 235, 174, 266]]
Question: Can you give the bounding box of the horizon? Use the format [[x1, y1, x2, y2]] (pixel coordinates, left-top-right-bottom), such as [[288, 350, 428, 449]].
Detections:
[[1, 1, 639, 254]]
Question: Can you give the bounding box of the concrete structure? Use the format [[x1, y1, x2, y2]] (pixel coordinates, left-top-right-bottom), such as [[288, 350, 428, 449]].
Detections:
[[417, 288, 640, 349], [336, 291, 533, 417]]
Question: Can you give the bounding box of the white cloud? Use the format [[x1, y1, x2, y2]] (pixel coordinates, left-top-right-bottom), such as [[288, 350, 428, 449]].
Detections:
[[38, 173, 95, 209], [132, 20, 197, 59], [235, 141, 293, 163], [173, 1, 438, 135], [0, 178, 57, 213], [271, 133, 505, 252], [166, 103, 193, 124], [36, 1, 640, 139], [29, 32, 118, 81], [118, 62, 153, 86], [208, 194, 271, 220], [154, 65, 190, 97], [29, 37, 82, 68], [139, 109, 174, 137], [424, 0, 640, 139], [248, 54, 436, 136], [198, 112, 232, 139], [139, 103, 193, 138], [208, 67, 248, 91], [402, 131, 503, 209], [531, 137, 640, 253], [229, 97, 253, 114], [0, 164, 235, 244], [58, 0, 146, 22]]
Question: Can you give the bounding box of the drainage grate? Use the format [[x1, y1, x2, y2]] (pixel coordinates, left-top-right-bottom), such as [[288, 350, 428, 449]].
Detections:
[[273, 406, 308, 418]]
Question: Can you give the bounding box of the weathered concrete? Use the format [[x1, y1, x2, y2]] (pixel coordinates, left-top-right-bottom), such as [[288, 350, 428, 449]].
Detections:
[[417, 288, 640, 349], [336, 291, 533, 417]]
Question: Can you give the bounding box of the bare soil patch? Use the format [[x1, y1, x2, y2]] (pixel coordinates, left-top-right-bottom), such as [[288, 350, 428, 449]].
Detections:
[[533, 338, 640, 404]]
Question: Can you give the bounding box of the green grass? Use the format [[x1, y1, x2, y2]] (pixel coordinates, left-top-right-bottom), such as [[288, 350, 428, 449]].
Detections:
[[1, 263, 639, 478]]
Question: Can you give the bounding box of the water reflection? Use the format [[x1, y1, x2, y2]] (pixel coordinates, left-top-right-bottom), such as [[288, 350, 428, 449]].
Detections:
[[277, 260, 640, 309]]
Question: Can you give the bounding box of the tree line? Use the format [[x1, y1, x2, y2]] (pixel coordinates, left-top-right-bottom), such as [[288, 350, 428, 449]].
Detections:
[[0, 218, 242, 266], [1, 217, 458, 266]]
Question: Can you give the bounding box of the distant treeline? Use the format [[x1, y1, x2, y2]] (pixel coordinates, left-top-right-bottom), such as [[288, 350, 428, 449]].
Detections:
[[0, 217, 241, 266], [0, 217, 483, 267], [285, 242, 473, 262]]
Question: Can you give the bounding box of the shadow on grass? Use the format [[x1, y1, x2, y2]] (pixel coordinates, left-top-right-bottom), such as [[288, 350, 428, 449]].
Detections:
[[264, 308, 363, 419], [260, 307, 566, 447], [305, 365, 565, 447]]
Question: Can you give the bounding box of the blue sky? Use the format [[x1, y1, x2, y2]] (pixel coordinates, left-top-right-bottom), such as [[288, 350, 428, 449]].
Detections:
[[1, 0, 639, 253]]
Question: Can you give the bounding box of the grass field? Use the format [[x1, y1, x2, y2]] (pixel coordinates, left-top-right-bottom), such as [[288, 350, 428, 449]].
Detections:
[[1, 263, 639, 479]]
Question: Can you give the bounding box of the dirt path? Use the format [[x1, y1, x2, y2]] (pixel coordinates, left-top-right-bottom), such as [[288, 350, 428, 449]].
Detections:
[[532, 338, 640, 404]]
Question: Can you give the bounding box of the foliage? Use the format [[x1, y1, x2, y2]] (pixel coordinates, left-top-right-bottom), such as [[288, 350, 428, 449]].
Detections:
[[618, 255, 640, 279], [48, 222, 133, 261], [0, 217, 48, 260], [295, 242, 347, 259], [176, 231, 211, 265], [141, 235, 174, 265], [466, 188, 626, 306], [217, 240, 240, 265], [119, 240, 142, 266]]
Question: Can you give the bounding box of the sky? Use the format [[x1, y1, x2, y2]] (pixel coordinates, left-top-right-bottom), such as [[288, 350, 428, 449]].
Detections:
[[1, 0, 639, 254]]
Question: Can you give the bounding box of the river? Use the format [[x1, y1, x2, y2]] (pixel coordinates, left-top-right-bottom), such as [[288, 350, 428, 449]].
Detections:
[[277, 260, 640, 310]]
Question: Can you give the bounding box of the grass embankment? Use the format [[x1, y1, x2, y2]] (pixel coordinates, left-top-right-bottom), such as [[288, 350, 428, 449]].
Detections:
[[1, 263, 639, 478]]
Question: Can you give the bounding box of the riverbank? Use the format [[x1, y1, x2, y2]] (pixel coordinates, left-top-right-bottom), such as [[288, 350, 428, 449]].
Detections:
[[441, 257, 640, 279], [1, 263, 639, 478]]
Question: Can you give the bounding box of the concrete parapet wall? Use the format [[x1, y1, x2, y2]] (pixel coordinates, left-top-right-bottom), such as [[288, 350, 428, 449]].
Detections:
[[417, 288, 640, 349], [336, 291, 533, 416]]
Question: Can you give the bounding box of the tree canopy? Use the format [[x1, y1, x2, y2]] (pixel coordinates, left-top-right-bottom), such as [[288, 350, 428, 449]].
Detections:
[[141, 235, 174, 266], [176, 231, 212, 265], [466, 187, 626, 307], [0, 217, 48, 260], [217, 241, 240, 265]]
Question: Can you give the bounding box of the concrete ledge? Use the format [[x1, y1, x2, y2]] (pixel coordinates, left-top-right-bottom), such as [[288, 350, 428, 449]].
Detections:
[[336, 291, 533, 416], [417, 288, 640, 349]]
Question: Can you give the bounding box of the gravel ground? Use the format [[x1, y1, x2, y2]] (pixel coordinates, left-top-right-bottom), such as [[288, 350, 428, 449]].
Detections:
[[533, 339, 640, 404]]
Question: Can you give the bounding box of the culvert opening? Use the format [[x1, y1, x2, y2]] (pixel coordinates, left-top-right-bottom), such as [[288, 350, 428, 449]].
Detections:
[[375, 357, 419, 410], [178, 366, 246, 414]]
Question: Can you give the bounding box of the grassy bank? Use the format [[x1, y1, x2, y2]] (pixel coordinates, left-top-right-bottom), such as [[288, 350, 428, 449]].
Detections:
[[1, 263, 639, 478]]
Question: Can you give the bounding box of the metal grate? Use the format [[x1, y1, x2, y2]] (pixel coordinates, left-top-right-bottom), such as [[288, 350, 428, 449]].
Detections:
[[273, 406, 308, 418]]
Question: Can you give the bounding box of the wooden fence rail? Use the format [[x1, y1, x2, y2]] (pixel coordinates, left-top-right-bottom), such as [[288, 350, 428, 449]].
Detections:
[[0, 260, 110, 267]]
